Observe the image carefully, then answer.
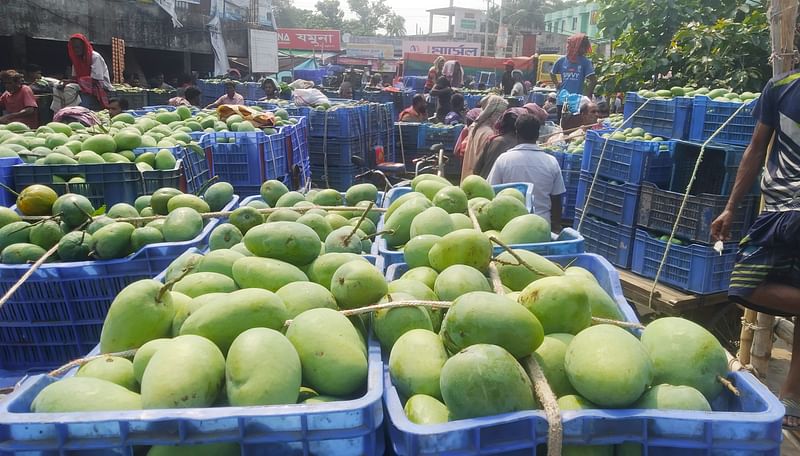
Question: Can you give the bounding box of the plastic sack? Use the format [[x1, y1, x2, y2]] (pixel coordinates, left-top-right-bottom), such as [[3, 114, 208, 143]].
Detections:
[[216, 105, 276, 127], [288, 79, 315, 90], [557, 89, 583, 114], [292, 88, 330, 107]]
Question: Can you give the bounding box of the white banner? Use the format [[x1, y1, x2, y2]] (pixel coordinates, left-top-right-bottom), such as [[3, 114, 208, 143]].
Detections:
[[250, 30, 279, 73], [207, 5, 230, 76], [154, 0, 183, 27], [402, 40, 481, 57]]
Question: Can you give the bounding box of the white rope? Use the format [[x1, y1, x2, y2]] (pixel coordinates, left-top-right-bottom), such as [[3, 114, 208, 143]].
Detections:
[[576, 97, 653, 231], [647, 102, 750, 307]]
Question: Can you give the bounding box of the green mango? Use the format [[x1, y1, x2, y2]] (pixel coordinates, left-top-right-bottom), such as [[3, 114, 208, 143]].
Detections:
[[403, 235, 440, 269], [208, 223, 243, 250], [345, 183, 378, 206], [499, 214, 551, 244], [99, 279, 176, 353], [1, 243, 46, 264], [373, 292, 433, 352], [285, 308, 368, 396], [389, 329, 448, 400], [432, 186, 468, 214], [57, 231, 93, 261], [131, 227, 164, 252], [383, 197, 433, 248], [519, 276, 592, 335], [486, 196, 528, 230], [132, 338, 173, 384], [31, 377, 141, 412], [228, 206, 263, 234], [0, 221, 32, 252], [243, 221, 321, 266], [226, 328, 301, 406], [496, 250, 563, 292], [163, 207, 203, 242], [167, 194, 210, 214], [440, 344, 537, 420], [409, 206, 454, 238], [276, 281, 338, 319], [259, 180, 288, 206], [76, 355, 138, 392], [565, 325, 654, 407], [91, 222, 135, 259], [196, 249, 244, 279], [329, 260, 387, 309], [232, 256, 308, 292], [306, 253, 369, 290], [141, 334, 226, 409], [275, 191, 305, 207], [179, 288, 288, 354], [428, 229, 493, 273], [404, 394, 450, 424], [173, 271, 238, 298], [533, 334, 577, 398], [460, 175, 495, 200], [203, 182, 234, 212], [150, 187, 183, 215], [433, 264, 491, 301]]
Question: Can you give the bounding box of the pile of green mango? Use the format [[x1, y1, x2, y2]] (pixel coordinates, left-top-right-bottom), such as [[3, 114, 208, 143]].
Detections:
[[28, 185, 392, 415], [381, 175, 552, 254], [210, 180, 382, 255], [600, 127, 670, 150], [0, 182, 235, 264], [636, 87, 760, 103], [378, 230, 729, 456]]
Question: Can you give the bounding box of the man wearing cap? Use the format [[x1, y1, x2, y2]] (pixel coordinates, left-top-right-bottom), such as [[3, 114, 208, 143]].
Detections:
[[501, 60, 515, 95]]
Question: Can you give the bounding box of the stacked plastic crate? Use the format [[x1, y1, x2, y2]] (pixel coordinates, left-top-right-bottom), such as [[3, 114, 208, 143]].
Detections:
[[392, 123, 465, 180], [612, 91, 760, 294], [574, 129, 676, 268], [307, 104, 368, 190]]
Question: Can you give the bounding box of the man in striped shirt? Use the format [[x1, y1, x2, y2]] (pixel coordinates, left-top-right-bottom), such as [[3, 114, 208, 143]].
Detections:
[[711, 70, 800, 429]]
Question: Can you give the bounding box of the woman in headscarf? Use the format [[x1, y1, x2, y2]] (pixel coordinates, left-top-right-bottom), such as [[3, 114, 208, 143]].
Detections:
[[429, 77, 454, 123], [455, 107, 482, 158], [460, 95, 508, 181], [473, 103, 548, 178], [509, 70, 527, 96], [64, 34, 112, 110], [424, 56, 445, 94], [445, 93, 466, 125], [261, 77, 280, 99]]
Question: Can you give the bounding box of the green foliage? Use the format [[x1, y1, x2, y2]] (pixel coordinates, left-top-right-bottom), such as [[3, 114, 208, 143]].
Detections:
[[594, 0, 770, 94], [274, 0, 405, 36]]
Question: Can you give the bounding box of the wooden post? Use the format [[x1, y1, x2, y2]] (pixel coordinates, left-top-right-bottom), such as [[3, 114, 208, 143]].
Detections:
[[751, 312, 776, 380], [738, 308, 756, 367]]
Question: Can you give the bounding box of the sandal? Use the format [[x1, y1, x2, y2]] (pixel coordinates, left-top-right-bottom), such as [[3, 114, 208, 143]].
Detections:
[[782, 398, 800, 430]]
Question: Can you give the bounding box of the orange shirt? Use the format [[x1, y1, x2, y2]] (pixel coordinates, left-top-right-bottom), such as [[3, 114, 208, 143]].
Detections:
[[0, 85, 38, 128]]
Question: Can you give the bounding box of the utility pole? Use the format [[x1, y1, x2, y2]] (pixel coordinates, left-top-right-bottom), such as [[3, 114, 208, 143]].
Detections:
[[484, 0, 491, 56]]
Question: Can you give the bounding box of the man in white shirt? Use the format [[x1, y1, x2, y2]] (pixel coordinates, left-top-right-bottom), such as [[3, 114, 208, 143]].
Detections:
[[488, 113, 566, 230]]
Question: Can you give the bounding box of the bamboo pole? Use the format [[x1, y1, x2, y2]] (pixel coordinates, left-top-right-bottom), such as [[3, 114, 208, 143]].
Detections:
[[751, 312, 776, 380], [738, 308, 757, 367]]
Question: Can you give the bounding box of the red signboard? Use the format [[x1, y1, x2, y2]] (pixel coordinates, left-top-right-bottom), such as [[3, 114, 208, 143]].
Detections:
[[276, 28, 341, 51]]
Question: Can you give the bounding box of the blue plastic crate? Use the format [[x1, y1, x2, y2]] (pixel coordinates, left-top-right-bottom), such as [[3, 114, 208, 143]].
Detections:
[[308, 106, 363, 139], [623, 93, 693, 140], [395, 122, 423, 151], [310, 165, 359, 191], [132, 146, 184, 194], [377, 227, 585, 268], [309, 137, 367, 168], [0, 157, 22, 207], [574, 209, 635, 268], [561, 168, 580, 222], [12, 162, 143, 207], [637, 181, 759, 245], [0, 336, 384, 455], [671, 140, 749, 196], [237, 82, 265, 101], [417, 124, 465, 151], [631, 228, 738, 294], [180, 145, 211, 195], [0, 195, 239, 371], [244, 99, 280, 110], [575, 171, 641, 226], [463, 93, 486, 109], [689, 95, 758, 147], [402, 76, 427, 91], [582, 130, 675, 186], [145, 91, 176, 106], [203, 131, 287, 196], [198, 79, 225, 99]]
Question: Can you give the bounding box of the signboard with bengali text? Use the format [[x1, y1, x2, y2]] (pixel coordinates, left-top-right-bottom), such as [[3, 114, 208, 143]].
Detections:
[[401, 40, 482, 57], [277, 28, 341, 51]]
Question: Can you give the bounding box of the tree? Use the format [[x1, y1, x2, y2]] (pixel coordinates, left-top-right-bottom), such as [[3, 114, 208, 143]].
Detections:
[[310, 0, 345, 29], [273, 0, 314, 28], [383, 13, 406, 37], [593, 0, 770, 94]]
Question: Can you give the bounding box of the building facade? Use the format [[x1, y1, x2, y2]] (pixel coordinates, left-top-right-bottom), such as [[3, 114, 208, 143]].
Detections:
[[543, 3, 601, 39]]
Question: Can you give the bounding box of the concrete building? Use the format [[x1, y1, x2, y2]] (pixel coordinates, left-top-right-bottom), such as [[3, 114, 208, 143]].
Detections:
[[543, 3, 601, 39], [0, 0, 274, 81]]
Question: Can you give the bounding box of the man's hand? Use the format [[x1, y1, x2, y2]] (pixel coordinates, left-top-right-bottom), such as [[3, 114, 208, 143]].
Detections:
[[711, 209, 735, 241]]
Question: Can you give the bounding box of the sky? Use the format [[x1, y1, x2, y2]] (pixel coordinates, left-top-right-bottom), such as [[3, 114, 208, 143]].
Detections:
[[289, 0, 490, 36]]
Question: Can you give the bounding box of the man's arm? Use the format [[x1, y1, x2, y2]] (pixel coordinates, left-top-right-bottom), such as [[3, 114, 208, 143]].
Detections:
[[550, 195, 562, 233], [586, 74, 597, 98], [710, 121, 773, 240], [0, 107, 36, 124]]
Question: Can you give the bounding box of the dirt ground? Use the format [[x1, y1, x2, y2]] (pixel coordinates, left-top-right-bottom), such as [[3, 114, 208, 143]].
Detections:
[[764, 340, 800, 455]]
